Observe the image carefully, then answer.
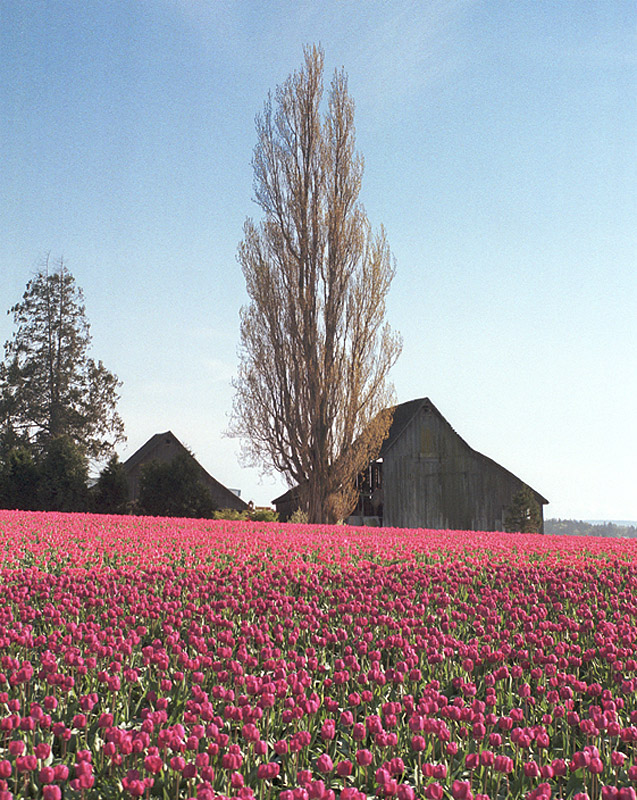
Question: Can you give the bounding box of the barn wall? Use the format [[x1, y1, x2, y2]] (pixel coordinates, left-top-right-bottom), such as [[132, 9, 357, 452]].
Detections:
[[383, 404, 541, 531], [274, 494, 300, 522], [383, 404, 445, 529]]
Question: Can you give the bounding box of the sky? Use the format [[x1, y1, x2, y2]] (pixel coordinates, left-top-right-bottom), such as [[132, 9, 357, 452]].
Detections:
[[1, 0, 635, 521]]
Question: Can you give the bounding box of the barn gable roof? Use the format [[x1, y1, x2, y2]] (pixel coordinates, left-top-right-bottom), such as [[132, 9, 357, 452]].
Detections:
[[272, 400, 432, 507], [123, 431, 249, 510], [273, 398, 548, 506], [122, 431, 178, 472], [381, 398, 548, 505]]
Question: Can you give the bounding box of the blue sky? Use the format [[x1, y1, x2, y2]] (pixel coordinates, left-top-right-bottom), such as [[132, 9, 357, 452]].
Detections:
[[1, 1, 635, 520]]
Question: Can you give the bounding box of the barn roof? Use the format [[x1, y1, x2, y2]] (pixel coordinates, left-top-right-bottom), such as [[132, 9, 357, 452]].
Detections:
[[122, 431, 177, 472], [378, 397, 431, 457], [273, 398, 548, 506], [380, 398, 548, 505], [123, 431, 249, 510]]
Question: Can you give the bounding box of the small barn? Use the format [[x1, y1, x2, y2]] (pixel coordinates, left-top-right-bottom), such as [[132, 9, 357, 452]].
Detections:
[[273, 398, 548, 531], [123, 431, 249, 513]]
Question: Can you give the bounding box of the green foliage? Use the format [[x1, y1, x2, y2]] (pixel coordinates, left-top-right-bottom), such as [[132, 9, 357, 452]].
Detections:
[[545, 518, 637, 538], [289, 507, 309, 524], [0, 444, 41, 510], [0, 256, 125, 460], [213, 508, 248, 520], [504, 485, 542, 533], [138, 454, 216, 519], [212, 507, 278, 522], [38, 435, 89, 512], [0, 430, 91, 512], [248, 507, 278, 522], [93, 454, 129, 515]]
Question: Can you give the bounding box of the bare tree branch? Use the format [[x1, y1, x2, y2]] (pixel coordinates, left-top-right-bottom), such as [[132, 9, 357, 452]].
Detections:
[[230, 46, 402, 523]]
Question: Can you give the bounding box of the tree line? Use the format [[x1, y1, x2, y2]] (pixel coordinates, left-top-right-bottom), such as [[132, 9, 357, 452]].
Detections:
[[0, 247, 545, 532], [0, 431, 277, 519], [544, 519, 637, 538]]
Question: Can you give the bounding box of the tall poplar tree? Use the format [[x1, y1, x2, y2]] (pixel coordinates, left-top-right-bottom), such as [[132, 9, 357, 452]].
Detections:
[[231, 46, 401, 524], [0, 256, 125, 461]]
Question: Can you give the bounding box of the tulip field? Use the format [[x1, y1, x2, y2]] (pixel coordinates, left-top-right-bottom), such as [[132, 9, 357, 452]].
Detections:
[[1, 511, 637, 800]]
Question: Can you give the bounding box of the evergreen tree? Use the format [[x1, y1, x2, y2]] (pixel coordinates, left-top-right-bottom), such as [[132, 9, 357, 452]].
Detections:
[[38, 435, 89, 512], [0, 444, 41, 510], [504, 485, 542, 533], [0, 256, 125, 461], [93, 454, 129, 515]]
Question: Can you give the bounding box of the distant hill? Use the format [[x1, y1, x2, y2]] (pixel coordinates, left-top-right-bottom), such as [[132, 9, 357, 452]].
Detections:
[[545, 519, 637, 538]]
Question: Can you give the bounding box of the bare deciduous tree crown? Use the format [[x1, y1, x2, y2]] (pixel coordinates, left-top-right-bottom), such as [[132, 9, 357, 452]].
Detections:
[[230, 45, 402, 523]]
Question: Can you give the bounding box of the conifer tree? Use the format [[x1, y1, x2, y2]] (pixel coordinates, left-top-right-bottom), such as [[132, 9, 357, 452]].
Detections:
[[93, 454, 129, 514], [504, 485, 542, 533], [0, 256, 125, 461]]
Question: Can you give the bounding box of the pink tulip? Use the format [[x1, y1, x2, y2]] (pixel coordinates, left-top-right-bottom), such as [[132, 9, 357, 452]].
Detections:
[[316, 754, 334, 774]]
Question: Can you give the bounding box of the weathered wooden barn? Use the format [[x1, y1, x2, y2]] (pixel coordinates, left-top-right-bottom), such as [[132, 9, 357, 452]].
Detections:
[[123, 431, 249, 513], [273, 398, 548, 531]]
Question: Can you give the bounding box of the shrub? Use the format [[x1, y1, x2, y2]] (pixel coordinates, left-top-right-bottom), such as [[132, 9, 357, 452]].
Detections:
[[289, 507, 309, 524], [0, 444, 41, 510], [39, 436, 89, 512], [93, 454, 129, 514], [213, 508, 248, 521], [249, 507, 279, 522], [504, 485, 542, 533]]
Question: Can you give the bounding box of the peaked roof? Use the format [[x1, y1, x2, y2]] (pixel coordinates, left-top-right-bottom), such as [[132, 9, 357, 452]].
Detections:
[[380, 398, 548, 505], [378, 397, 434, 458], [122, 431, 178, 473], [123, 431, 249, 510], [273, 398, 548, 506]]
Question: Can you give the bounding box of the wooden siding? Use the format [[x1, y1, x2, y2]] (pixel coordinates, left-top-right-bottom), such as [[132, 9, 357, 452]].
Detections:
[[382, 402, 545, 531], [275, 398, 547, 531], [273, 488, 301, 522]]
